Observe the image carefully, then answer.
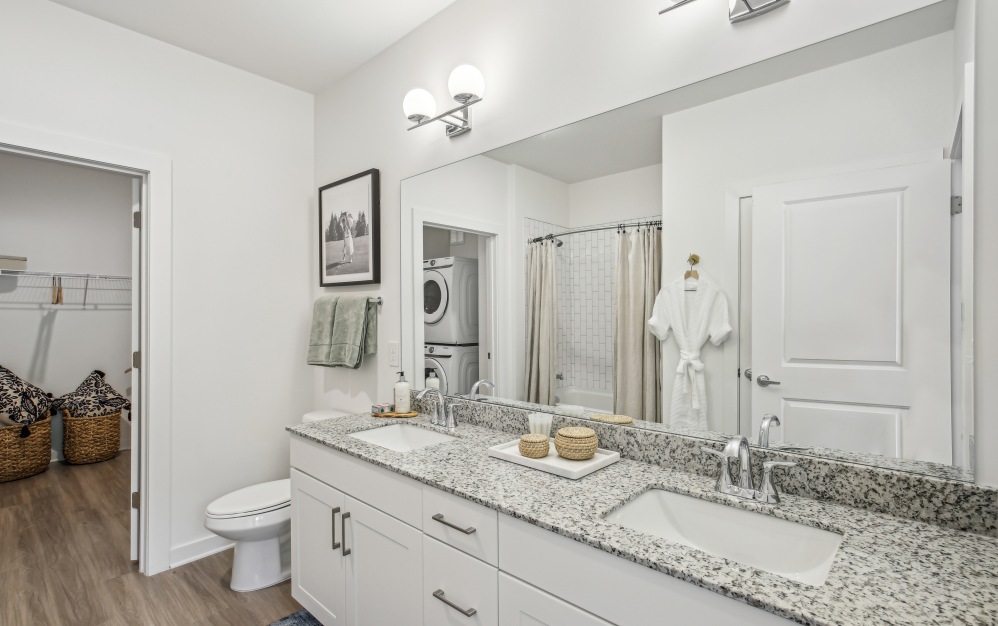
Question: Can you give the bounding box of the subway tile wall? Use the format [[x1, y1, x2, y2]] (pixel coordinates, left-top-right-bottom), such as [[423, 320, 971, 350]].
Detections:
[[524, 216, 660, 396]]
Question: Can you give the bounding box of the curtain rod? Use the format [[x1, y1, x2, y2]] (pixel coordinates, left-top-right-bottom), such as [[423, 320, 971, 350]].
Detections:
[[527, 220, 662, 244]]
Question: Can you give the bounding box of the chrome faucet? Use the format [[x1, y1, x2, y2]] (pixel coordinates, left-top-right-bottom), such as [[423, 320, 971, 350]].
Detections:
[[415, 387, 461, 431], [469, 379, 495, 398], [417, 388, 446, 427], [758, 414, 781, 448], [701, 436, 796, 505]]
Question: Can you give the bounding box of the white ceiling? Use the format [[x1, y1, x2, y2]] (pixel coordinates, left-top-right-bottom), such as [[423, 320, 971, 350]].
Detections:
[[47, 0, 459, 93]]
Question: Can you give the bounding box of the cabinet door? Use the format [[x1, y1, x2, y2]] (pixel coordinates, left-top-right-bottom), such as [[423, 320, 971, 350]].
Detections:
[[498, 573, 612, 626], [344, 496, 423, 626], [291, 469, 347, 625]]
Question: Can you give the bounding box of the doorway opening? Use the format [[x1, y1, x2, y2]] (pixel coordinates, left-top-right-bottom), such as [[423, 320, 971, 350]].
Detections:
[[0, 144, 148, 571], [421, 225, 494, 396]]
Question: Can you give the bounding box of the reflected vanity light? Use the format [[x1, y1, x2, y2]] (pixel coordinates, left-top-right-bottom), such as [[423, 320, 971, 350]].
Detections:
[[403, 65, 484, 138], [659, 0, 791, 22]]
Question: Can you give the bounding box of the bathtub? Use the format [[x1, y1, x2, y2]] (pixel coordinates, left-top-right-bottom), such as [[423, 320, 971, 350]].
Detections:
[[554, 386, 614, 414]]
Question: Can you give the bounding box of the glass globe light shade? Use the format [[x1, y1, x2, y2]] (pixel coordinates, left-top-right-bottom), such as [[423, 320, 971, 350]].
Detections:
[[403, 88, 436, 122], [447, 65, 485, 103]]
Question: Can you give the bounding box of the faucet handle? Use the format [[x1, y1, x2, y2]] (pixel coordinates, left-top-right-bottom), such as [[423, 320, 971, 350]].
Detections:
[[759, 461, 797, 505], [700, 447, 733, 492]]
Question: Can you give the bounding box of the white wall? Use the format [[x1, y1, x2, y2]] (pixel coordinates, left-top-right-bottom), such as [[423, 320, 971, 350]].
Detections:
[[0, 152, 134, 458], [568, 165, 663, 228], [659, 33, 954, 432], [0, 0, 314, 564], [423, 226, 479, 260], [973, 0, 997, 487], [314, 0, 944, 414]]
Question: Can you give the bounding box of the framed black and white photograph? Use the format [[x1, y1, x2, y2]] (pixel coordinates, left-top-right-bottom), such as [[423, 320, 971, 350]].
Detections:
[[318, 168, 380, 286]]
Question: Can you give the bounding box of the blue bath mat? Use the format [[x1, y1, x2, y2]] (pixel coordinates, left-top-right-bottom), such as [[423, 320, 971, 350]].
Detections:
[[269, 609, 322, 626]]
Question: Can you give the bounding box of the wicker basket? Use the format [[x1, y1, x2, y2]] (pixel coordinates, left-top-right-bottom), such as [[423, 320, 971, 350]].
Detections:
[[63, 409, 120, 465], [0, 415, 52, 482], [554, 427, 598, 461], [519, 434, 550, 459], [590, 414, 634, 425]]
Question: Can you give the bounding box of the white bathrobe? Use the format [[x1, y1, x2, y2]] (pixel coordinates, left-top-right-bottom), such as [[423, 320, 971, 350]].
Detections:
[[647, 278, 732, 429]]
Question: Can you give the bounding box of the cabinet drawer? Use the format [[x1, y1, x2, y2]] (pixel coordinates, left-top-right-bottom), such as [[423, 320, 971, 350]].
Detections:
[[423, 536, 498, 626], [423, 486, 499, 566], [498, 573, 612, 626]]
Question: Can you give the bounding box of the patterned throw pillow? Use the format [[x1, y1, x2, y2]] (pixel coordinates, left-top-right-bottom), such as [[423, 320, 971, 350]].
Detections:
[[0, 365, 53, 424], [53, 370, 131, 418]]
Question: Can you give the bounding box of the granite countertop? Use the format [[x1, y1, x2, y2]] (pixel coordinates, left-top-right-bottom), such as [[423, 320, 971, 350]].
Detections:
[[287, 414, 998, 626]]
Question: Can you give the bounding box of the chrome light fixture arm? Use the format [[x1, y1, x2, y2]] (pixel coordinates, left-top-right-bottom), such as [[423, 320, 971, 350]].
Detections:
[[406, 96, 481, 138]]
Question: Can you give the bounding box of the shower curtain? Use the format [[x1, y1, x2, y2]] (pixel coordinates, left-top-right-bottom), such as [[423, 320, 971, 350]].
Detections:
[[524, 240, 557, 405], [614, 227, 662, 421]]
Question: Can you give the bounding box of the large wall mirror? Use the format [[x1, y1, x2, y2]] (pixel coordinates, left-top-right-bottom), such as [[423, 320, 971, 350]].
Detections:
[[400, 1, 975, 481]]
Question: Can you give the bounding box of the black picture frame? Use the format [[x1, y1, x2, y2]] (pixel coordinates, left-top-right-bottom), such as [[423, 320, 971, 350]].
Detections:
[[318, 168, 381, 287]]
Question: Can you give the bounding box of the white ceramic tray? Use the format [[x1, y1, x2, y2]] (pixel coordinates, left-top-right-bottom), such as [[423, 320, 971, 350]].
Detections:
[[487, 438, 620, 480]]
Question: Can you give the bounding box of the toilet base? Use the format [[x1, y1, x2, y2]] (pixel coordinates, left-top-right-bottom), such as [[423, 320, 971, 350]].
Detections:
[[230, 531, 291, 592]]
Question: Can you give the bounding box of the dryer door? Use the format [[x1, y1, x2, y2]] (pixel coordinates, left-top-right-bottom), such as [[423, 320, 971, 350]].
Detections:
[[423, 269, 449, 325], [424, 357, 449, 396]]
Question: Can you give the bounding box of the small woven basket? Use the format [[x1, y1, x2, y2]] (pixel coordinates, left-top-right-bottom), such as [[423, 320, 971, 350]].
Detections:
[[0, 415, 52, 482], [519, 434, 550, 459], [590, 413, 634, 425], [554, 427, 598, 461], [63, 409, 120, 465]]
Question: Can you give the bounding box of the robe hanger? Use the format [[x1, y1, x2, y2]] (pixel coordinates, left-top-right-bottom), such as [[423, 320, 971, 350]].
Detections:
[[684, 253, 700, 291]]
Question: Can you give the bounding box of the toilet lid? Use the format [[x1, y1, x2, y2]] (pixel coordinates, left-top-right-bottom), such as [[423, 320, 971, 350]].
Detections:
[[206, 478, 291, 519]]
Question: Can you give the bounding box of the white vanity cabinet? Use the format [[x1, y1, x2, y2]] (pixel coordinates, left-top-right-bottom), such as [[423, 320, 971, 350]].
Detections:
[[290, 469, 423, 626], [291, 436, 790, 626]]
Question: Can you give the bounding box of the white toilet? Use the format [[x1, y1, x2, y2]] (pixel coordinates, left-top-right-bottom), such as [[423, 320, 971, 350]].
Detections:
[[204, 408, 350, 591]]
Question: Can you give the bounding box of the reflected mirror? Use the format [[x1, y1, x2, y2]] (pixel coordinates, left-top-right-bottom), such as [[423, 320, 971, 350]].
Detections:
[[400, 2, 974, 481]]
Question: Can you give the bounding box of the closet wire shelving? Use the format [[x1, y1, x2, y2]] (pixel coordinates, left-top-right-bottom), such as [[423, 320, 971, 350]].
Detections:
[[0, 269, 132, 309]]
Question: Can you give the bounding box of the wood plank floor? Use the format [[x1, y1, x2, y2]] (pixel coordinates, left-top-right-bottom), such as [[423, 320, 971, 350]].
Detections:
[[0, 452, 302, 625]]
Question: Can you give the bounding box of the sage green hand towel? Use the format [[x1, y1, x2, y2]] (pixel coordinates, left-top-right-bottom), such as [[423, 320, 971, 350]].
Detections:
[[307, 296, 377, 368]]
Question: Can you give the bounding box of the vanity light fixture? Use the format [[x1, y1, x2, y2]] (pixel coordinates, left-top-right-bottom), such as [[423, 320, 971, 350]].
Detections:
[[728, 0, 790, 23], [659, 0, 790, 22], [403, 65, 484, 138]]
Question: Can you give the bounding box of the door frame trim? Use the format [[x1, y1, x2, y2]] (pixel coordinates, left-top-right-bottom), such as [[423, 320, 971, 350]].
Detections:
[[0, 119, 174, 575]]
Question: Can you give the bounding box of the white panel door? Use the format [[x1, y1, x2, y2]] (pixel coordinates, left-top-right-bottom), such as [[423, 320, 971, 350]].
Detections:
[[752, 161, 951, 463], [291, 469, 347, 625], [344, 495, 423, 626], [130, 178, 141, 563]]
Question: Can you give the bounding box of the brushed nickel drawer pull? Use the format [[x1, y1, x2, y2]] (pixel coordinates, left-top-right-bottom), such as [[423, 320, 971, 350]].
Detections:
[[341, 512, 351, 556], [433, 589, 477, 617], [331, 507, 341, 550], [432, 513, 476, 535]]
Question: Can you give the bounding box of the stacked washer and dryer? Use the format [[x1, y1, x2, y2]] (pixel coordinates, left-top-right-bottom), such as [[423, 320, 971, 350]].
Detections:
[[423, 257, 480, 396]]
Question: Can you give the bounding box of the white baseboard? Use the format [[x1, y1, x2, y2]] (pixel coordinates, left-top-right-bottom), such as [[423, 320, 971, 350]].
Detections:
[[169, 534, 233, 568]]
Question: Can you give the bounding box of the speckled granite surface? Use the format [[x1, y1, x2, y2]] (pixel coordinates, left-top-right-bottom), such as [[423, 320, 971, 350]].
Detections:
[[461, 395, 976, 482], [443, 397, 998, 537], [288, 413, 998, 626]]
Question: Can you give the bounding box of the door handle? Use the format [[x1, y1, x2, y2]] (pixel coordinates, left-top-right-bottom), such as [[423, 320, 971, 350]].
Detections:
[[433, 589, 477, 617], [744, 368, 752, 381], [757, 375, 781, 387], [331, 507, 341, 550], [341, 512, 351, 556], [432, 513, 476, 535]]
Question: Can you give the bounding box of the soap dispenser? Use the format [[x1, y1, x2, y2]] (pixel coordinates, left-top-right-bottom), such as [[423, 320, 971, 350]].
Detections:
[[425, 371, 440, 390], [394, 371, 412, 414]]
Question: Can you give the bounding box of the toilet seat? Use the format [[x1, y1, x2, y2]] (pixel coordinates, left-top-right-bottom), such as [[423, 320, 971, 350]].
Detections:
[[206, 478, 290, 519]]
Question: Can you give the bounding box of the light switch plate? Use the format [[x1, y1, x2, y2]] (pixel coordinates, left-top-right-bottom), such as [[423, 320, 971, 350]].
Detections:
[[389, 341, 400, 367]]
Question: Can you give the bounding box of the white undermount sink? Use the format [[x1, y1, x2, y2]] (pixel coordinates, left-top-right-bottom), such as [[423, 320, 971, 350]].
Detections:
[[349, 424, 456, 453], [604, 489, 842, 586]]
